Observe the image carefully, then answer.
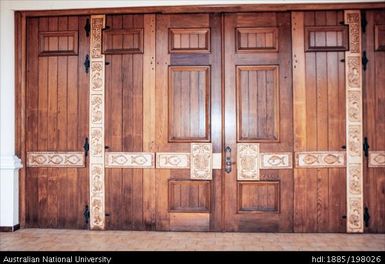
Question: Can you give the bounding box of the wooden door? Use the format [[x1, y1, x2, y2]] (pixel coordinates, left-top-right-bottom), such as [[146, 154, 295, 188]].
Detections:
[[25, 16, 89, 228], [363, 9, 385, 233], [223, 12, 293, 232], [155, 13, 222, 231]]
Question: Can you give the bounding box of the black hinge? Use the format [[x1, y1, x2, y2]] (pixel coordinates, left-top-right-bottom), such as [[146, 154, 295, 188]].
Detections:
[[362, 51, 368, 71], [83, 204, 90, 225], [83, 137, 89, 157], [85, 18, 91, 37], [364, 207, 370, 228], [363, 137, 370, 157], [84, 55, 90, 74], [361, 10, 367, 33]]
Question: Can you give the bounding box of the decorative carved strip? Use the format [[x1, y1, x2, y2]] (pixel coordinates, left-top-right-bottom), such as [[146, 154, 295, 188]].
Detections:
[[368, 151, 385, 167], [260, 152, 292, 169], [105, 152, 154, 168], [237, 143, 260, 181], [39, 31, 78, 56], [345, 10, 363, 233], [169, 28, 210, 53], [375, 25, 385, 51], [89, 15, 105, 231], [295, 151, 346, 168], [156, 153, 190, 169], [27, 152, 84, 167], [103, 28, 144, 54], [304, 26, 349, 52], [190, 143, 212, 180], [236, 27, 278, 53]]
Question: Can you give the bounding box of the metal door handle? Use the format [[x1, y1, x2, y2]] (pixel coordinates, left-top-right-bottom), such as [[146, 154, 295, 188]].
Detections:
[[225, 146, 232, 173]]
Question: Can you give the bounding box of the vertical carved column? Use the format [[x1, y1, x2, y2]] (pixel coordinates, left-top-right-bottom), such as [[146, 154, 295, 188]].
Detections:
[[345, 10, 363, 233], [89, 15, 105, 230]]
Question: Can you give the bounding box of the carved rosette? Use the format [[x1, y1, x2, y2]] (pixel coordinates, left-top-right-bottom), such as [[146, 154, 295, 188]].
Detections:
[[105, 152, 154, 168], [237, 143, 260, 180], [27, 152, 84, 167], [295, 151, 346, 168], [89, 15, 105, 230], [190, 143, 212, 180], [345, 10, 363, 233]]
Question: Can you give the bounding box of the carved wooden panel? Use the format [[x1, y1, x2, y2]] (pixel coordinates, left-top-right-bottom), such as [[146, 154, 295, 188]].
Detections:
[[304, 26, 349, 52], [168, 66, 210, 142], [103, 28, 144, 54], [237, 143, 260, 180], [27, 152, 84, 167], [368, 151, 385, 167], [236, 27, 278, 53], [190, 143, 212, 180], [260, 152, 292, 169], [238, 182, 280, 213], [105, 152, 154, 168], [295, 151, 346, 168], [169, 28, 210, 53], [156, 153, 190, 169], [237, 66, 279, 142], [375, 25, 385, 51], [169, 180, 210, 212], [39, 30, 78, 56]]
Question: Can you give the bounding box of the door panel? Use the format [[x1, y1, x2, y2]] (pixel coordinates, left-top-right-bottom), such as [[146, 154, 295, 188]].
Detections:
[[155, 13, 222, 231], [363, 9, 385, 233], [25, 16, 89, 228], [224, 12, 293, 232]]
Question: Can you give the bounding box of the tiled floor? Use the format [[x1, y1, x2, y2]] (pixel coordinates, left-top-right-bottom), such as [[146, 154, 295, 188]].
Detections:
[[0, 229, 384, 251]]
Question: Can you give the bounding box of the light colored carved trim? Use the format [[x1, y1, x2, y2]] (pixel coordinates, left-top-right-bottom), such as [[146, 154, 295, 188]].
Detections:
[[190, 143, 212, 180], [89, 15, 105, 230], [27, 152, 84, 167], [105, 152, 154, 168], [295, 151, 346, 168], [156, 152, 190, 169], [345, 10, 363, 233], [368, 151, 385, 167], [260, 152, 292, 169], [237, 143, 260, 180], [212, 153, 222, 169]]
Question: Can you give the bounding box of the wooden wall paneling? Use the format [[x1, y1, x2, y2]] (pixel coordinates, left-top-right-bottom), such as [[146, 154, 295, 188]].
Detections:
[[364, 9, 385, 233]]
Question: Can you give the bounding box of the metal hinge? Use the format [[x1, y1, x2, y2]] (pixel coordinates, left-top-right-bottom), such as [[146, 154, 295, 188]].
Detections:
[[361, 10, 367, 33], [363, 137, 370, 157], [83, 204, 90, 225], [364, 207, 370, 228], [362, 51, 368, 71], [83, 137, 90, 157], [84, 55, 90, 74], [85, 18, 91, 37]]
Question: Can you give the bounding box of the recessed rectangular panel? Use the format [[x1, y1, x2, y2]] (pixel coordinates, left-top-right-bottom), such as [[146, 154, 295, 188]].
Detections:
[[375, 25, 385, 51], [236, 27, 278, 53], [103, 28, 144, 54], [168, 66, 210, 142], [237, 65, 279, 142], [168, 180, 210, 212], [39, 31, 78, 56], [305, 26, 349, 52], [169, 28, 210, 53], [238, 182, 280, 213]]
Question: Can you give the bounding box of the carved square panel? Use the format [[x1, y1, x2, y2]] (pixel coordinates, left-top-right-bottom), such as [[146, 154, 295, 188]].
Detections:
[[237, 143, 260, 180], [305, 25, 349, 52], [168, 180, 210, 212], [169, 28, 210, 53], [190, 143, 212, 180], [236, 27, 278, 53], [103, 28, 144, 54], [375, 25, 385, 51], [238, 181, 280, 213], [39, 31, 78, 56]]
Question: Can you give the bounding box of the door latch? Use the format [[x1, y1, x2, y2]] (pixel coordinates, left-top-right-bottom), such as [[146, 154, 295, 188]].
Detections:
[[225, 146, 232, 174]]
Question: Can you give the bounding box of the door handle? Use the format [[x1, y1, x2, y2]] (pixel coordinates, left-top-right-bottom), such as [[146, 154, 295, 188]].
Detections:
[[225, 146, 232, 173]]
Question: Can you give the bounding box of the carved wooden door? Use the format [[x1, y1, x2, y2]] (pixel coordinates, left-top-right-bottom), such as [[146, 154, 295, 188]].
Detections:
[[363, 9, 385, 233], [155, 13, 223, 231], [25, 16, 90, 228], [223, 12, 294, 232]]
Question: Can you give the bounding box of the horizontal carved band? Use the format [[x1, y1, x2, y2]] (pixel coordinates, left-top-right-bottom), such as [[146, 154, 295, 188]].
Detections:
[[27, 152, 84, 167], [260, 152, 293, 169], [368, 151, 385, 167], [105, 152, 154, 168], [296, 151, 346, 168], [156, 153, 190, 169]]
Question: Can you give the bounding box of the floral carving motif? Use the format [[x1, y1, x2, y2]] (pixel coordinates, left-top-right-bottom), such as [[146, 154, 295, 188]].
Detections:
[[27, 152, 84, 167], [90, 18, 104, 59], [347, 90, 361, 122], [347, 56, 360, 88], [191, 143, 212, 180], [237, 143, 259, 180], [348, 125, 361, 158], [91, 95, 103, 124], [348, 198, 362, 231], [349, 165, 361, 194]]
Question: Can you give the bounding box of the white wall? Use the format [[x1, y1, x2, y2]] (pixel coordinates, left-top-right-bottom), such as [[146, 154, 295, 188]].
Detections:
[[0, 0, 381, 228]]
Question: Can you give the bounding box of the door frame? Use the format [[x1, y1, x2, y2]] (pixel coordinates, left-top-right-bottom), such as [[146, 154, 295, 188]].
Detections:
[[15, 2, 385, 230]]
